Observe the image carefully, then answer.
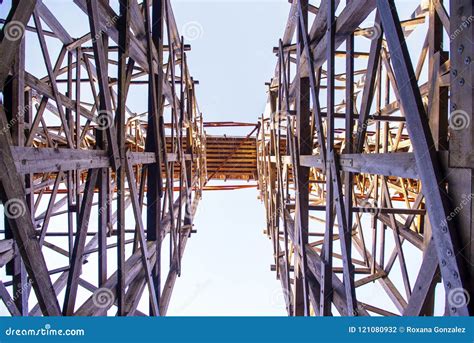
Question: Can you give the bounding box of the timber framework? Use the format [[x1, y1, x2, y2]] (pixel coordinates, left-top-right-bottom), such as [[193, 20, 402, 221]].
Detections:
[[258, 0, 474, 316], [0, 0, 473, 317]]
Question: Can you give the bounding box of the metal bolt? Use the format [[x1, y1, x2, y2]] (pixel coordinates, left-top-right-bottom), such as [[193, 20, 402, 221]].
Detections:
[[447, 282, 452, 289], [441, 225, 448, 233], [458, 45, 464, 53], [441, 259, 447, 266], [451, 103, 457, 111], [451, 307, 457, 313], [465, 56, 471, 65], [459, 78, 465, 86], [452, 69, 458, 77], [447, 249, 453, 257], [453, 271, 459, 279]]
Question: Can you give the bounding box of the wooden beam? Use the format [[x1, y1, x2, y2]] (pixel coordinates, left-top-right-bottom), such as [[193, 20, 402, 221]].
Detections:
[[85, 0, 121, 171], [300, 153, 418, 179], [63, 168, 99, 315], [125, 151, 159, 316], [0, 0, 36, 89], [404, 239, 439, 315], [377, 0, 469, 316]]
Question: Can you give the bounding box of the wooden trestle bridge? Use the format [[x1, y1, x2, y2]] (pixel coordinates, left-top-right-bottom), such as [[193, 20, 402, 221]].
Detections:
[[0, 0, 473, 316]]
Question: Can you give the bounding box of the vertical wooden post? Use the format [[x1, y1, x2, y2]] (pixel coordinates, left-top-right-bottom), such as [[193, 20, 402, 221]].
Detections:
[[4, 32, 28, 316], [116, 0, 130, 316], [448, 0, 474, 314], [320, 0, 335, 316], [294, 0, 310, 317]]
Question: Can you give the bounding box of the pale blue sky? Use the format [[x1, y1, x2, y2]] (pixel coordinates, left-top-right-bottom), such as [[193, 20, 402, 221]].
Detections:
[[163, 0, 289, 315]]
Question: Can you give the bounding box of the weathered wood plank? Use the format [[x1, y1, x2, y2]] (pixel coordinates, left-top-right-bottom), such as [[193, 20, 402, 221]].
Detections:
[[378, 0, 469, 316]]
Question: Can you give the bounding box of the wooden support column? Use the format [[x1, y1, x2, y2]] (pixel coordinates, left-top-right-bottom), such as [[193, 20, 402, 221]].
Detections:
[[63, 169, 99, 315], [125, 152, 159, 316], [355, 12, 383, 153], [378, 0, 470, 316], [116, 0, 130, 317], [3, 34, 28, 316], [146, 0, 164, 315], [294, 0, 310, 316], [421, 0, 448, 315], [343, 18, 357, 316], [428, 0, 448, 151], [0, 0, 61, 316], [320, 0, 335, 317], [85, 0, 121, 171], [97, 0, 110, 289], [448, 0, 474, 314]]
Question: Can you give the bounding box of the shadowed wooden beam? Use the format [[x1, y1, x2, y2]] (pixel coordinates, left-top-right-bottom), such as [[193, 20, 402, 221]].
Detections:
[[10, 147, 186, 174], [355, 11, 383, 153], [0, 281, 21, 316], [74, 193, 188, 316], [0, 0, 37, 89], [300, 153, 419, 179], [63, 168, 98, 315], [283, 210, 369, 316], [85, 0, 121, 171], [289, 0, 377, 99], [404, 239, 439, 315], [377, 0, 469, 316], [0, 0, 61, 316], [125, 151, 159, 316]]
